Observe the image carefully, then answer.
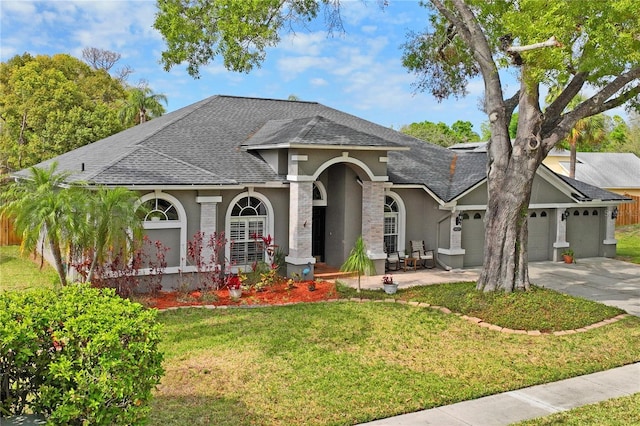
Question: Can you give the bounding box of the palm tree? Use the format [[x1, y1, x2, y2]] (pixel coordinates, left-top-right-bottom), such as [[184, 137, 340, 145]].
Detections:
[[565, 115, 606, 178], [85, 187, 144, 282], [119, 83, 167, 125], [1, 163, 87, 286], [340, 236, 376, 293], [545, 91, 607, 178]]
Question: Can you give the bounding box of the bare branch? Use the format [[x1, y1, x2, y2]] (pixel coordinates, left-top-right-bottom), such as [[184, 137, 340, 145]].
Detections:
[[544, 71, 588, 122], [570, 66, 640, 120], [507, 36, 562, 53]]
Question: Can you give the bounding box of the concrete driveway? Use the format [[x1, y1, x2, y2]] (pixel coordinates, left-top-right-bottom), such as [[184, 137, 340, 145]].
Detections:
[[528, 258, 640, 317], [343, 257, 640, 317]]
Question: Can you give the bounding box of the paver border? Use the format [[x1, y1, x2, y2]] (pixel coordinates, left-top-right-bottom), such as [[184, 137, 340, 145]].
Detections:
[[157, 298, 631, 335]]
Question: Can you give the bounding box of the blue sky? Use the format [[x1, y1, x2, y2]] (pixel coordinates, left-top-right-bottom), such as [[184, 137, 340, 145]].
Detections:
[[0, 0, 511, 133]]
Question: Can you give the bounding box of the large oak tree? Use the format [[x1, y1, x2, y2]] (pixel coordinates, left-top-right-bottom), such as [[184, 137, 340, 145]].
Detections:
[[154, 0, 640, 292]]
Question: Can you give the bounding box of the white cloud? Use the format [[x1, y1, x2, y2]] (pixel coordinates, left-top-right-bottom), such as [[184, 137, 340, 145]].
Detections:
[[280, 32, 328, 56], [310, 77, 328, 86]]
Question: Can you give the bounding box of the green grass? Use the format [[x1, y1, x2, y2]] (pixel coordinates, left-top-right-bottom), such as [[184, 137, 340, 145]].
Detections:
[[516, 393, 640, 425], [0, 245, 58, 291], [2, 245, 639, 425], [616, 224, 640, 264], [338, 283, 625, 332], [152, 303, 640, 426]]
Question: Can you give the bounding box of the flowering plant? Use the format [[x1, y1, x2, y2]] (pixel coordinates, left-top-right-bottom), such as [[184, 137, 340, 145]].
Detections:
[[382, 274, 394, 285], [227, 274, 245, 290]]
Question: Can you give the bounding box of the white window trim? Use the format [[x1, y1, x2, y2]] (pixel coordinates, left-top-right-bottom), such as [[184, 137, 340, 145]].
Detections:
[[136, 191, 187, 270], [385, 191, 406, 256], [312, 181, 327, 207], [225, 191, 275, 273]]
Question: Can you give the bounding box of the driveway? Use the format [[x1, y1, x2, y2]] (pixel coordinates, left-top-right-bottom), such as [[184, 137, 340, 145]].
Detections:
[[344, 258, 640, 317], [528, 258, 640, 317]]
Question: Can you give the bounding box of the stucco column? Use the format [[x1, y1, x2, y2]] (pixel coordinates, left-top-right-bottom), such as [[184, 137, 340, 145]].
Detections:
[[603, 206, 618, 257], [361, 181, 386, 275], [286, 181, 315, 277], [196, 196, 222, 264], [552, 208, 570, 261]]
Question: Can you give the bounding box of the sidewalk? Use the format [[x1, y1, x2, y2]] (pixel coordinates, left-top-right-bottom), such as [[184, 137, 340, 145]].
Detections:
[[359, 363, 639, 425]]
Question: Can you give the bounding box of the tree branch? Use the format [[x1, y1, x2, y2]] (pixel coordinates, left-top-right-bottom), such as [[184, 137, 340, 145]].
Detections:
[[570, 66, 640, 120], [506, 36, 562, 53], [544, 71, 588, 121], [504, 91, 520, 116]]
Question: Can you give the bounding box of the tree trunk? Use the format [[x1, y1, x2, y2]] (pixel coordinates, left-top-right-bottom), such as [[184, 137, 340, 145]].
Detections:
[[476, 161, 536, 292], [49, 238, 68, 286], [477, 75, 543, 292], [569, 141, 577, 178]]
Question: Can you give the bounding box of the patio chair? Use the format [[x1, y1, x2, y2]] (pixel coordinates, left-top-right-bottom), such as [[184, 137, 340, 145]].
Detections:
[[410, 240, 435, 269], [386, 250, 403, 271]]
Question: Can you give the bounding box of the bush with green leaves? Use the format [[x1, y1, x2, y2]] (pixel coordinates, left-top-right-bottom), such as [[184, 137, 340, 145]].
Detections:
[[0, 284, 163, 424]]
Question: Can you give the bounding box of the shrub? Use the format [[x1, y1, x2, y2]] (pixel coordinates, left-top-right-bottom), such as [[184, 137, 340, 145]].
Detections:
[[0, 284, 164, 424]]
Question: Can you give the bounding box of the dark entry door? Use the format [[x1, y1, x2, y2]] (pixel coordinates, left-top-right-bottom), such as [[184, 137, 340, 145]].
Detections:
[[312, 206, 326, 262]]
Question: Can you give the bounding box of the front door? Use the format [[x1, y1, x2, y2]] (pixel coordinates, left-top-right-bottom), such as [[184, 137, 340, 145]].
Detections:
[[312, 206, 326, 262]]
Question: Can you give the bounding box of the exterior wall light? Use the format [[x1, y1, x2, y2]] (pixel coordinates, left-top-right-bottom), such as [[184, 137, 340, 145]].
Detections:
[[611, 206, 618, 220], [561, 209, 570, 221]]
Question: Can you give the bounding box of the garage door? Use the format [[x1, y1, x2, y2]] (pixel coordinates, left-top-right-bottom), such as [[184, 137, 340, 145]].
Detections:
[[527, 209, 550, 261], [461, 211, 485, 267], [566, 208, 601, 258]]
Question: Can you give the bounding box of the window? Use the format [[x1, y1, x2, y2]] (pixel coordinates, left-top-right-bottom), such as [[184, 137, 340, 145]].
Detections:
[[139, 198, 178, 221], [229, 195, 269, 265], [137, 192, 186, 269], [384, 196, 399, 252]]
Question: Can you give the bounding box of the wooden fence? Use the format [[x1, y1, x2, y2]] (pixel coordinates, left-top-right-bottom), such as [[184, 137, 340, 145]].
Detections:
[[1, 214, 21, 246], [616, 193, 640, 226]]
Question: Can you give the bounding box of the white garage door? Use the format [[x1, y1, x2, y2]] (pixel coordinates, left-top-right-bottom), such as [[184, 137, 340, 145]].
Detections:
[[527, 209, 550, 261]]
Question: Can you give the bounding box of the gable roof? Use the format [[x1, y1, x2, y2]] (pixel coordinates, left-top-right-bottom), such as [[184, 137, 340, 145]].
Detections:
[[559, 152, 640, 189], [14, 94, 621, 204]]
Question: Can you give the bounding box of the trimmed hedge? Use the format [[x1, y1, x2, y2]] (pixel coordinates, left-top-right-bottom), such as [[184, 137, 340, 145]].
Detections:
[[0, 284, 163, 424]]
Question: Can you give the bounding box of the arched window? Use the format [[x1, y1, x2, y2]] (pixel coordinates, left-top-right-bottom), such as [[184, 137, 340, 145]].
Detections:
[[137, 192, 186, 270], [384, 196, 399, 252], [226, 193, 274, 268], [583, 210, 589, 216], [383, 192, 406, 254], [474, 213, 482, 219], [312, 181, 327, 207], [592, 210, 598, 216], [530, 212, 537, 218], [541, 211, 547, 217]]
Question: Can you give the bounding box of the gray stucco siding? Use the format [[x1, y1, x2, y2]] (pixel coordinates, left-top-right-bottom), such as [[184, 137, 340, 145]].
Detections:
[[400, 189, 441, 255], [530, 176, 569, 204]]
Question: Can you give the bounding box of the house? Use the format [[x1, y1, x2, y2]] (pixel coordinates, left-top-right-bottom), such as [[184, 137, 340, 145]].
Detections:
[[16, 95, 630, 289], [543, 150, 640, 224]]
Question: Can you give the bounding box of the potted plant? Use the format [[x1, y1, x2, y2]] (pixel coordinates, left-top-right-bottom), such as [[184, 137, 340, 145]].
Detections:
[[382, 274, 398, 294], [562, 248, 575, 264], [227, 274, 244, 299]]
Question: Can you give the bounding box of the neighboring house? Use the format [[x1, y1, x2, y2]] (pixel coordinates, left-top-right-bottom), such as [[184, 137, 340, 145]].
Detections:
[[16, 96, 629, 289], [544, 150, 640, 224], [551, 151, 640, 198]]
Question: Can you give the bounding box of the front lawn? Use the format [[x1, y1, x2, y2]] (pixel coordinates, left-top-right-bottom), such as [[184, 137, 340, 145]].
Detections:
[[616, 224, 640, 264], [151, 295, 640, 425], [516, 393, 640, 425], [0, 245, 58, 291]]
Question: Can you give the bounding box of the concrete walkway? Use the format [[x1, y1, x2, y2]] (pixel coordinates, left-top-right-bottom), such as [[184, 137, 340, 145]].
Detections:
[[342, 258, 640, 425], [360, 363, 639, 426]]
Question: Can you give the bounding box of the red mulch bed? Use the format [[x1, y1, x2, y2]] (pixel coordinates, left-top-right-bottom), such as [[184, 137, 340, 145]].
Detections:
[[138, 280, 338, 310]]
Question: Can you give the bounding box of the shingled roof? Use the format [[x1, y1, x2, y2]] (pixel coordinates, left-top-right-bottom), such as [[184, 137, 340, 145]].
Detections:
[[16, 95, 618, 204]]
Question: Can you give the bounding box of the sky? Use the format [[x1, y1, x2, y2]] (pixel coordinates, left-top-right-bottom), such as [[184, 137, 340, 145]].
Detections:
[[0, 0, 509, 133]]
